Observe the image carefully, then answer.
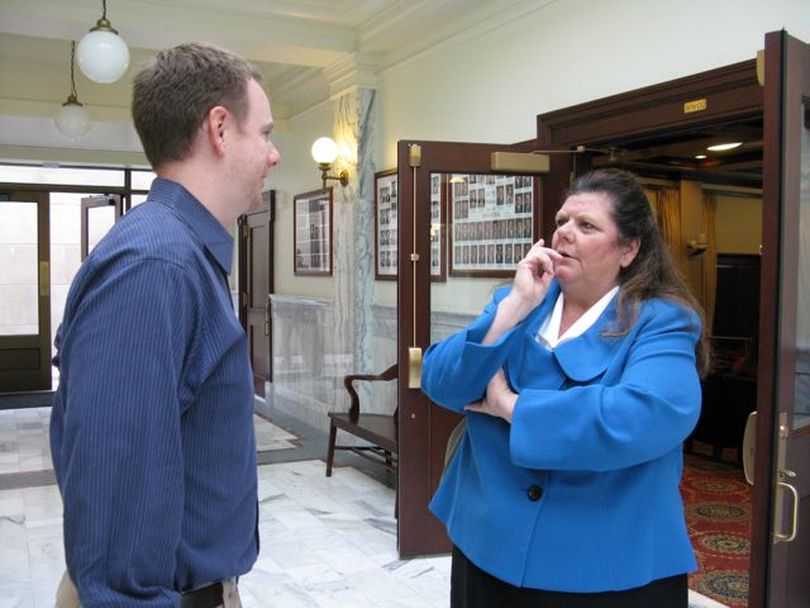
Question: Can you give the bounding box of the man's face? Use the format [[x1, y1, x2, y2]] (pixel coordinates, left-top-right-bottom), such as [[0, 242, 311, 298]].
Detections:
[[230, 79, 280, 212]]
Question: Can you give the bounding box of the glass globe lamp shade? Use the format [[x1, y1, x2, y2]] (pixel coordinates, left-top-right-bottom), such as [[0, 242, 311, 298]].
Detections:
[[311, 137, 338, 164], [77, 28, 130, 83], [55, 99, 91, 138]]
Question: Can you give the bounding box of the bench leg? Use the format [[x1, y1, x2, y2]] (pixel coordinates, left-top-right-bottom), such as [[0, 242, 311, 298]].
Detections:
[[326, 422, 337, 477]]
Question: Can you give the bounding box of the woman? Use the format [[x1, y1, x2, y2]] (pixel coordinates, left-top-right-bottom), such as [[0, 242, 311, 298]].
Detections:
[[422, 169, 708, 607]]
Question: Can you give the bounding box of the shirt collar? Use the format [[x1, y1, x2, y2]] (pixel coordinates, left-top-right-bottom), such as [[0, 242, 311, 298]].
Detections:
[[148, 177, 234, 275], [537, 285, 619, 349]]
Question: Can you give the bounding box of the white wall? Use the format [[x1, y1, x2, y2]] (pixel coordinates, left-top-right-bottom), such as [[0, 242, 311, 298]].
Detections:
[[265, 102, 336, 299], [376, 0, 810, 164], [326, 0, 808, 314]]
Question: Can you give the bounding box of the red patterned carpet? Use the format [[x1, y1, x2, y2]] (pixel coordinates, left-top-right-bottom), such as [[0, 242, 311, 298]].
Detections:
[[682, 451, 752, 607]]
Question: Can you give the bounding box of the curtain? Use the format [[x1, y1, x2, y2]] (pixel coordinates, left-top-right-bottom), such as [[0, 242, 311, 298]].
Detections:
[[657, 188, 684, 272], [701, 193, 718, 334]]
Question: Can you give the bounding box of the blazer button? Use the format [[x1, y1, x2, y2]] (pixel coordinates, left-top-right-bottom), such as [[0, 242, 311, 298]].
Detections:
[[527, 485, 543, 501]]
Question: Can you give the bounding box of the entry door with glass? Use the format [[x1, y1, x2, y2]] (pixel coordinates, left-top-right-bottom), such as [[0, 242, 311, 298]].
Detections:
[[81, 194, 122, 260], [750, 30, 810, 608], [397, 140, 546, 557], [0, 190, 51, 393]]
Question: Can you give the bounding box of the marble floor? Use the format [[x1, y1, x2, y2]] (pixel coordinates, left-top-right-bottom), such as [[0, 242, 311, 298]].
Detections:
[[0, 405, 726, 608]]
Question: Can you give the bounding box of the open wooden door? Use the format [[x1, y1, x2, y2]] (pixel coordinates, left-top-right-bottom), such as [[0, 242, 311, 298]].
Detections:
[[0, 189, 50, 394], [80, 194, 122, 260], [749, 30, 810, 608], [238, 191, 274, 397], [397, 140, 545, 557]]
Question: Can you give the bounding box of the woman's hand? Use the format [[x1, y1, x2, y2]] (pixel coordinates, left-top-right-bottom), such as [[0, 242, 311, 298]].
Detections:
[[511, 238, 563, 310], [465, 369, 517, 423], [482, 239, 564, 345]]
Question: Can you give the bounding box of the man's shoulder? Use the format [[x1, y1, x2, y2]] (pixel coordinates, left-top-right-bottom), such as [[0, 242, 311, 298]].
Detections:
[[99, 201, 202, 266]]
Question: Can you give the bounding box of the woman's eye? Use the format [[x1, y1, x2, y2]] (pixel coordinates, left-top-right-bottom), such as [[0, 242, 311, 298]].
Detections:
[[555, 218, 566, 227]]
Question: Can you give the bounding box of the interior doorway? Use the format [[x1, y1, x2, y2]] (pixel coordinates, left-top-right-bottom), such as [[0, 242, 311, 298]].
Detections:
[[238, 191, 275, 398], [533, 56, 768, 608]]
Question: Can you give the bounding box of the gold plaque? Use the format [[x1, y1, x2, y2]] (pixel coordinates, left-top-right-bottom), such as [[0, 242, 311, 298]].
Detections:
[[683, 98, 707, 114], [491, 152, 550, 173]]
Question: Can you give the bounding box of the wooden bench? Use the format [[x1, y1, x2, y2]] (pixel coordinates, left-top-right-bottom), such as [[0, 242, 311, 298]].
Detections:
[[326, 363, 398, 478]]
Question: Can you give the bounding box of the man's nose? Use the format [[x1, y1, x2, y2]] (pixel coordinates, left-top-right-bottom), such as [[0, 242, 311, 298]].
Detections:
[[268, 145, 281, 167]]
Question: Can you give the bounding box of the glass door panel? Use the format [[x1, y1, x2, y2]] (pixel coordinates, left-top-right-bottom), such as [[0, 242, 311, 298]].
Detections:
[[0, 191, 51, 392], [0, 202, 39, 335], [792, 107, 810, 432], [81, 195, 122, 260]]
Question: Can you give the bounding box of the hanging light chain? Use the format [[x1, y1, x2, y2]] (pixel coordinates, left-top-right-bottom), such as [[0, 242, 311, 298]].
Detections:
[[69, 40, 78, 100], [102, 0, 108, 21]]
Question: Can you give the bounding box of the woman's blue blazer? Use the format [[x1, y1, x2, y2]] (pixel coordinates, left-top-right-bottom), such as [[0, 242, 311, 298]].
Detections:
[[421, 282, 702, 592]]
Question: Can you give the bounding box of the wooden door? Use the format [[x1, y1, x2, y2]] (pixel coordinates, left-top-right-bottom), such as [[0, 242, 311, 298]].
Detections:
[[749, 30, 810, 608], [80, 194, 122, 260], [397, 140, 543, 557], [238, 191, 274, 397], [0, 190, 51, 393]]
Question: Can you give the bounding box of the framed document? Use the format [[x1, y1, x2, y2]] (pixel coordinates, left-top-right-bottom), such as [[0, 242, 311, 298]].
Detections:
[[449, 173, 537, 277], [429, 172, 447, 281], [375, 170, 447, 281], [293, 188, 333, 276], [375, 169, 398, 280]]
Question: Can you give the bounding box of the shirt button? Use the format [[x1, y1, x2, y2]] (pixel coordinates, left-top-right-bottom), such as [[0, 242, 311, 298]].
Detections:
[[527, 485, 543, 501]]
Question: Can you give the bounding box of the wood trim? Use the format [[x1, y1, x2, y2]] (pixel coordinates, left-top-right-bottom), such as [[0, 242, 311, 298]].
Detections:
[[537, 60, 762, 146], [535, 59, 763, 242]]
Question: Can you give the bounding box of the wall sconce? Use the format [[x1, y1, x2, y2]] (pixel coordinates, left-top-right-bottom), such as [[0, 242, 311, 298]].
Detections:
[[311, 136, 348, 189], [686, 233, 709, 256], [77, 0, 130, 83], [55, 40, 91, 139]]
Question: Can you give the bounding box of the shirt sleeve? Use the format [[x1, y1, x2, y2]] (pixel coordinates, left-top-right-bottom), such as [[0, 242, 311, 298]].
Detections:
[[57, 259, 197, 607], [509, 302, 702, 472], [421, 287, 524, 411]]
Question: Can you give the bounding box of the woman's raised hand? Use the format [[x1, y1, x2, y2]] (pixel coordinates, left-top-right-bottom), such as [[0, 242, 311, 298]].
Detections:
[[511, 238, 563, 309]]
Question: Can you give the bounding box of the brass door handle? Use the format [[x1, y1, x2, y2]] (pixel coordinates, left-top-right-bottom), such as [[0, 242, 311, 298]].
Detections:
[[774, 469, 799, 544]]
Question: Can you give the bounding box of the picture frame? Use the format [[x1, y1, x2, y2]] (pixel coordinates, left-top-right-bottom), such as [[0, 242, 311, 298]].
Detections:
[[429, 172, 447, 282], [374, 169, 398, 280], [448, 173, 538, 277], [293, 187, 333, 276], [374, 170, 447, 281]]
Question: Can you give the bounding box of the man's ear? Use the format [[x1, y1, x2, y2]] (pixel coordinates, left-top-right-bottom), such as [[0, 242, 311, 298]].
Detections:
[[203, 106, 229, 156]]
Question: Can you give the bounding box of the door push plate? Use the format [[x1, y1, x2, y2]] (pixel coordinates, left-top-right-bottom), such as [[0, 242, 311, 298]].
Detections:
[[408, 347, 422, 389]]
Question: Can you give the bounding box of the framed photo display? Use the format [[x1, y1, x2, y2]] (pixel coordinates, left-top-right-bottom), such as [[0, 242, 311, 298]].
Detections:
[[374, 169, 398, 279], [293, 188, 333, 276], [374, 170, 446, 281], [449, 173, 537, 277]]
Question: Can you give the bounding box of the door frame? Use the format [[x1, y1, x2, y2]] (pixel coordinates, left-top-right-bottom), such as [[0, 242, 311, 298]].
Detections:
[[536, 59, 763, 241], [238, 191, 275, 397]]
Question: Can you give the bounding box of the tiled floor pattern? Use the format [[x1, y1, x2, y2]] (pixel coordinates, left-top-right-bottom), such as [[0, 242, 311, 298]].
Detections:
[[0, 406, 726, 607]]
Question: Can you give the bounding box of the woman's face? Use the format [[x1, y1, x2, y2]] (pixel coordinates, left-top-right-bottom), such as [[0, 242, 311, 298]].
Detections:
[[551, 192, 640, 304]]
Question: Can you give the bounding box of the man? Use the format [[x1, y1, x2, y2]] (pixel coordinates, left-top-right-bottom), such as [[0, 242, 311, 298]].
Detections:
[[51, 42, 280, 607]]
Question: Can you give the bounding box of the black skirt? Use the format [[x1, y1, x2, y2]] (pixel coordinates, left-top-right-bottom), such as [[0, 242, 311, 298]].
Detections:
[[451, 546, 688, 608]]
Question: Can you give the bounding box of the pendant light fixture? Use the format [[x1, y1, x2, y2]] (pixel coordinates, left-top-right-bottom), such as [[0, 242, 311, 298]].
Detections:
[[77, 0, 130, 83], [55, 40, 91, 139]]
